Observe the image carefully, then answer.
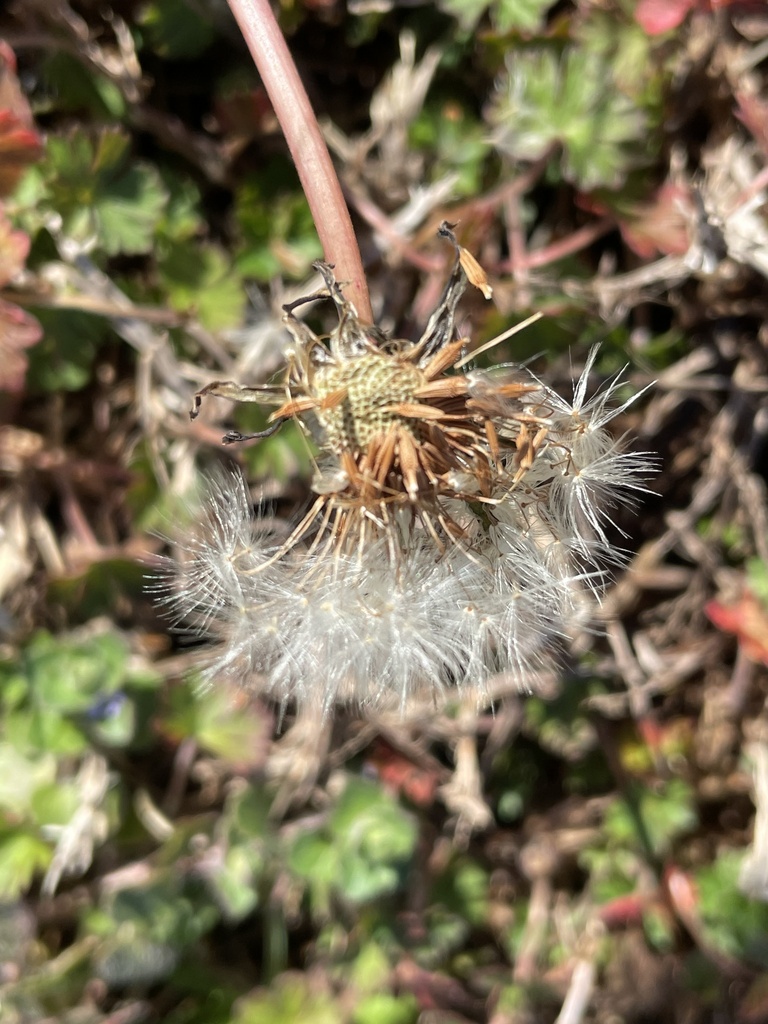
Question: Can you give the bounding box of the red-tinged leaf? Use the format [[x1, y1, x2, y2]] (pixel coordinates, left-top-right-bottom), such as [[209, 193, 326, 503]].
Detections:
[[636, 0, 762, 34], [598, 892, 648, 929], [0, 45, 43, 196], [0, 205, 30, 285], [619, 182, 693, 259], [0, 113, 43, 194], [365, 741, 440, 807], [635, 0, 697, 34], [0, 297, 43, 393], [637, 716, 694, 758], [213, 85, 275, 141], [705, 591, 768, 665], [0, 41, 33, 126]]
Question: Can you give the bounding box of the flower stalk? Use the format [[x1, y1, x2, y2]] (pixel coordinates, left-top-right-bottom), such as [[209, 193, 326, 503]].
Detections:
[[226, 0, 372, 320]]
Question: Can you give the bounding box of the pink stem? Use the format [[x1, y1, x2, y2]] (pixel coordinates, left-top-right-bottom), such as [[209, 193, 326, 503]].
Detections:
[[499, 216, 616, 272], [226, 0, 372, 320]]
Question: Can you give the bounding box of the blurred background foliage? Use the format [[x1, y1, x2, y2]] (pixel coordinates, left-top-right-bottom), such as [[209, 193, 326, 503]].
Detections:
[[1, 0, 768, 1022]]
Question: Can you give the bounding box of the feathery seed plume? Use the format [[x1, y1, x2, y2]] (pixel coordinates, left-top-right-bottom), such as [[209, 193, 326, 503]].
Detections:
[[160, 224, 653, 713]]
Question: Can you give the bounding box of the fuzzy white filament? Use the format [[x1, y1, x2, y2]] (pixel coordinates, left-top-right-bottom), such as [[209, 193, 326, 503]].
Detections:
[[159, 360, 652, 713], [162, 236, 654, 713]]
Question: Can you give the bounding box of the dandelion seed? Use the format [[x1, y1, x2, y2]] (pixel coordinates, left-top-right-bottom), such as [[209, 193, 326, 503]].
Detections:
[[160, 224, 654, 713]]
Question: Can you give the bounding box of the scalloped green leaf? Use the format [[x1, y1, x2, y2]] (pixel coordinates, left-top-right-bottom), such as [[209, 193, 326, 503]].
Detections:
[[440, 0, 556, 32], [45, 129, 167, 254], [96, 162, 168, 255], [158, 240, 245, 331], [410, 103, 490, 198], [289, 778, 417, 908], [24, 630, 128, 713], [489, 46, 648, 190]]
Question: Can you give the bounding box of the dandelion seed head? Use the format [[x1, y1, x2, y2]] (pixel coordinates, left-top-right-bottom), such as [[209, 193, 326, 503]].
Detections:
[[169, 224, 655, 713], [313, 353, 426, 453]]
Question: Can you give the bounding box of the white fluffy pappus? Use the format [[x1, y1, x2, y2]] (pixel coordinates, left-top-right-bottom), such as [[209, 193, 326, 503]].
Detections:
[[161, 229, 655, 713]]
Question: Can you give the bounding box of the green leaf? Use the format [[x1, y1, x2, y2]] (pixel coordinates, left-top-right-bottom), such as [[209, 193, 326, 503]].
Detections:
[[97, 877, 219, 950], [400, 903, 470, 969], [604, 779, 698, 858], [489, 46, 648, 189], [289, 778, 417, 909], [205, 843, 262, 922], [233, 973, 339, 1024], [45, 129, 167, 254], [440, 0, 555, 32], [350, 941, 391, 993], [25, 308, 109, 392], [492, 0, 556, 31], [579, 844, 641, 904], [0, 631, 136, 757], [442, 858, 489, 928], [158, 240, 245, 331], [0, 832, 51, 898], [643, 904, 676, 953], [157, 171, 204, 242], [410, 103, 490, 198], [163, 681, 267, 770], [0, 671, 27, 712], [29, 779, 81, 828], [234, 161, 322, 281], [87, 696, 136, 749], [229, 784, 272, 840], [140, 0, 217, 59], [47, 557, 147, 621], [96, 162, 168, 255], [330, 778, 417, 866], [438, 0, 490, 31], [41, 52, 127, 119], [289, 833, 337, 918], [0, 744, 56, 815], [25, 631, 128, 714], [697, 850, 768, 969], [342, 853, 401, 905], [200, 783, 271, 923], [747, 559, 768, 606], [353, 993, 419, 1024], [5, 706, 87, 757], [95, 938, 180, 987]]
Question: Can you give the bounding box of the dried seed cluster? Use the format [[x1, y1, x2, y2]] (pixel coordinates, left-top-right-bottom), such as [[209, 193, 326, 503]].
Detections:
[[164, 225, 652, 713]]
